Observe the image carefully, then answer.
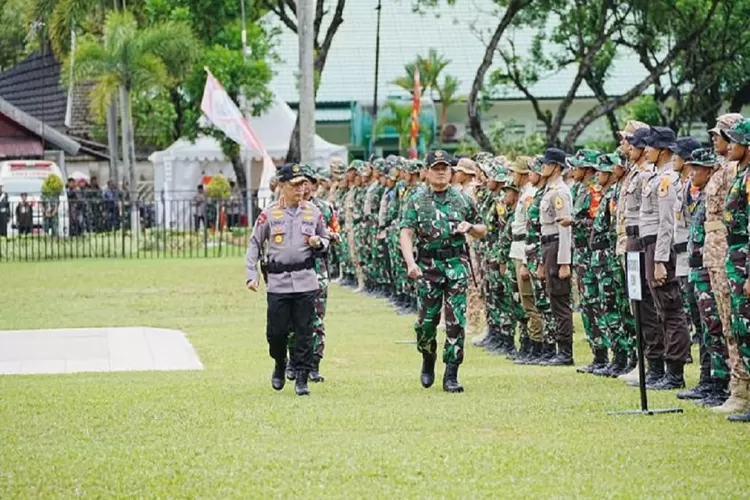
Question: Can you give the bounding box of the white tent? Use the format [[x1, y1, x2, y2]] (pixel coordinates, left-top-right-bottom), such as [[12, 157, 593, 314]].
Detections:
[[149, 93, 348, 228]]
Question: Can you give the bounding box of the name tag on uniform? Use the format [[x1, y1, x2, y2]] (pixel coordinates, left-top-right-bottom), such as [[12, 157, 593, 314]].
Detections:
[[301, 224, 314, 236], [271, 225, 285, 235]]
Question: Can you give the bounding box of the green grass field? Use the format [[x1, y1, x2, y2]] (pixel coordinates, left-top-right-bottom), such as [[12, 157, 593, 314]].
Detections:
[[1, 259, 748, 498]]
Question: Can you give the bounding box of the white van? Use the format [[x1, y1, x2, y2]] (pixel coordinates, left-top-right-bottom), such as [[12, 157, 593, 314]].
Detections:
[[0, 160, 69, 237]]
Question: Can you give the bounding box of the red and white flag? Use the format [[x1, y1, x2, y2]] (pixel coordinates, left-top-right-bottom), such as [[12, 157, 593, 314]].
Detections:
[[200, 68, 275, 204], [409, 67, 422, 160]]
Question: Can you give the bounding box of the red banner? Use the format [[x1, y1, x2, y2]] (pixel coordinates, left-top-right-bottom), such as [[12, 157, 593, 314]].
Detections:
[[409, 68, 421, 160]]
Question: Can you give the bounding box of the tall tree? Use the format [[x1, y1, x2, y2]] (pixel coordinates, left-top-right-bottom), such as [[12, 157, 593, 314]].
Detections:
[[262, 0, 346, 163], [0, 0, 30, 70], [64, 9, 198, 231]]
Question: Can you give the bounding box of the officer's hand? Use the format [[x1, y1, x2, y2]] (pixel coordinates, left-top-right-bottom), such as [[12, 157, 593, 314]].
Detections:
[[537, 263, 545, 280], [247, 280, 259, 292], [407, 263, 423, 280], [308, 235, 322, 248], [499, 263, 506, 275], [744, 278, 750, 298], [520, 265, 530, 281], [556, 216, 573, 227], [455, 221, 473, 234], [654, 262, 667, 287], [330, 232, 341, 243], [559, 264, 571, 280]]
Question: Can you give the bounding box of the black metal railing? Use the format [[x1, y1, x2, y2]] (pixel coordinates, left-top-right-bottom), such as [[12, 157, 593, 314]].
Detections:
[[0, 194, 260, 262]]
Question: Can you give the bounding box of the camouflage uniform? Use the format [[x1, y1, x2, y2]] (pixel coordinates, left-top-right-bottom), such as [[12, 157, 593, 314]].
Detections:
[[364, 160, 386, 290], [385, 160, 408, 300], [399, 154, 482, 379], [721, 120, 750, 422]]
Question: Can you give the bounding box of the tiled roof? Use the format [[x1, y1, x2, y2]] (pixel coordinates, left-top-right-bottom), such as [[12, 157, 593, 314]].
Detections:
[[267, 0, 650, 105], [0, 51, 95, 138]]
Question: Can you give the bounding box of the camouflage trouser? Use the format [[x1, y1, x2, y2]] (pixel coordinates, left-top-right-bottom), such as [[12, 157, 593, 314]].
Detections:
[[725, 245, 750, 375], [613, 253, 636, 355], [505, 259, 529, 341], [526, 250, 556, 344], [466, 240, 485, 331], [388, 228, 407, 295], [414, 259, 468, 365], [708, 265, 749, 381], [374, 232, 390, 288], [679, 273, 702, 340], [689, 267, 729, 380], [577, 251, 603, 351], [484, 263, 503, 329], [339, 224, 354, 278]]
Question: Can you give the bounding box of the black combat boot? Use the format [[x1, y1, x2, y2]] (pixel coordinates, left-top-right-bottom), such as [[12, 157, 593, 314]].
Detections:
[[577, 348, 608, 374], [421, 352, 437, 388], [536, 342, 557, 365], [727, 409, 750, 422], [504, 335, 518, 357], [544, 342, 574, 366], [650, 360, 685, 390], [309, 356, 325, 383], [272, 358, 286, 391], [593, 349, 622, 377], [607, 349, 630, 377], [285, 360, 296, 381], [474, 328, 492, 348], [509, 337, 530, 361], [295, 371, 310, 396], [516, 341, 543, 364], [442, 363, 464, 393], [676, 371, 712, 400], [628, 358, 664, 387], [485, 329, 505, 354], [696, 378, 730, 407]]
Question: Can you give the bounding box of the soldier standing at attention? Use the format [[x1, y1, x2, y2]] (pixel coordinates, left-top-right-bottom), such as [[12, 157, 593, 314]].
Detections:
[[399, 151, 487, 393], [538, 148, 575, 366], [669, 137, 703, 355], [703, 114, 750, 415], [680, 149, 731, 408], [622, 127, 662, 386], [245, 163, 330, 396], [719, 119, 750, 422], [566, 150, 603, 371], [639, 127, 691, 390]]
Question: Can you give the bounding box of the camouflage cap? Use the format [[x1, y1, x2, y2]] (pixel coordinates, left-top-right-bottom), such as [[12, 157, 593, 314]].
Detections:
[[722, 118, 750, 146], [300, 163, 316, 181], [686, 147, 718, 168], [504, 181, 521, 193], [567, 149, 601, 168], [347, 160, 362, 172], [487, 162, 506, 183], [509, 156, 531, 174], [474, 152, 494, 175], [372, 157, 387, 174], [594, 153, 619, 173], [454, 157, 477, 175], [529, 156, 544, 174], [329, 157, 347, 175], [617, 120, 649, 138], [709, 113, 743, 136], [407, 159, 424, 174]]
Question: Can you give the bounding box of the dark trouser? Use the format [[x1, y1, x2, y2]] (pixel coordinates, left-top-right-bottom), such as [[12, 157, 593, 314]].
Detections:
[[194, 215, 205, 231], [543, 239, 573, 344], [627, 235, 663, 360], [0, 213, 7, 236], [643, 242, 690, 363], [267, 290, 316, 372]]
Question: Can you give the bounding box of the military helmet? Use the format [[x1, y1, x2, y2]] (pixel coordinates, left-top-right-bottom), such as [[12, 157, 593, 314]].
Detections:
[[567, 149, 601, 169], [529, 156, 544, 174], [595, 153, 619, 173], [686, 147, 718, 168], [722, 118, 750, 146]]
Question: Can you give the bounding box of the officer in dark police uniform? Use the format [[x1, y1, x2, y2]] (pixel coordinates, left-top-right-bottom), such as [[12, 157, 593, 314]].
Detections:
[[245, 163, 330, 396]]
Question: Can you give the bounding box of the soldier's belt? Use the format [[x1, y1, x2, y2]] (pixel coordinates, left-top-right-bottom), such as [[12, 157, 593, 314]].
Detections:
[[626, 225, 639, 237], [689, 255, 703, 268], [541, 234, 559, 245], [673, 242, 688, 253], [639, 235, 657, 248], [591, 240, 610, 250], [267, 257, 315, 274], [512, 234, 526, 242], [704, 220, 724, 232], [419, 246, 463, 260], [727, 234, 749, 246]]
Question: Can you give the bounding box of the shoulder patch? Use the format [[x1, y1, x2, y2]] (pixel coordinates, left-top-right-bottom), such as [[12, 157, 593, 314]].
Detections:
[[496, 203, 505, 217], [554, 195, 564, 210], [256, 211, 268, 225], [658, 176, 670, 197]]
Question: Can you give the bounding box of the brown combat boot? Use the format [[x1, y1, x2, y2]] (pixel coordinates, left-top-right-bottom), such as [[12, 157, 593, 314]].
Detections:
[[711, 378, 750, 414]]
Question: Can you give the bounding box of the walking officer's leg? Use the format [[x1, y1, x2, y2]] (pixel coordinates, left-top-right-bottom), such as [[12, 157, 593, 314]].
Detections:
[[267, 292, 292, 391], [289, 290, 318, 396], [443, 274, 468, 393], [416, 274, 443, 389]]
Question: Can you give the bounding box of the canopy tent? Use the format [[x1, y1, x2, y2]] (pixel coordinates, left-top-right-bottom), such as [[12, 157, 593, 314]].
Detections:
[[149, 93, 348, 228]]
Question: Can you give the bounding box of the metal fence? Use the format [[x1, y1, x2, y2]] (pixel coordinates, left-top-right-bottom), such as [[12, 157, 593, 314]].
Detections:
[[0, 195, 259, 263]]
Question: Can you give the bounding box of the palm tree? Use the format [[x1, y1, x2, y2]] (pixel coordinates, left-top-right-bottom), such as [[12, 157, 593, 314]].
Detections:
[[375, 101, 432, 156], [64, 9, 198, 233], [436, 74, 462, 144]]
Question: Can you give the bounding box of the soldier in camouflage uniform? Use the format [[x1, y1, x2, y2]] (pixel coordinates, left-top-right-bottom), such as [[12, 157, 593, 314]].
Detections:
[[338, 163, 357, 286], [719, 120, 750, 422], [345, 161, 367, 291], [680, 148, 731, 407], [518, 156, 557, 364], [385, 158, 409, 310], [364, 158, 387, 295], [399, 150, 487, 393], [399, 160, 425, 313], [566, 150, 604, 370]]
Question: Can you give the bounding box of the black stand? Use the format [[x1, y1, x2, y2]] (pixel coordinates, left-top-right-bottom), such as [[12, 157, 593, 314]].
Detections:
[[609, 251, 683, 416]]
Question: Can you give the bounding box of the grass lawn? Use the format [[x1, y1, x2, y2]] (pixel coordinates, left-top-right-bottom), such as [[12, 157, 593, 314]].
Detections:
[[0, 259, 748, 498]]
